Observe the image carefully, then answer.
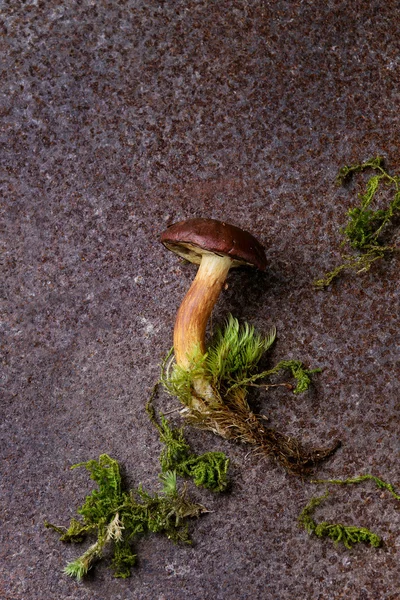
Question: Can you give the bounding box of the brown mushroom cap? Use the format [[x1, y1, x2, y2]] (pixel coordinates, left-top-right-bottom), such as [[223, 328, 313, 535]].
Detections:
[[160, 218, 267, 271]]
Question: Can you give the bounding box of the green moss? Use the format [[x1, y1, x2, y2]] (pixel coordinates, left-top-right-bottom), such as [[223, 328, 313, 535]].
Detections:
[[314, 156, 400, 289], [163, 315, 315, 400], [146, 395, 230, 492], [299, 474, 400, 549], [206, 315, 276, 387], [45, 453, 208, 580], [46, 395, 231, 582], [162, 315, 340, 475], [311, 473, 400, 500]]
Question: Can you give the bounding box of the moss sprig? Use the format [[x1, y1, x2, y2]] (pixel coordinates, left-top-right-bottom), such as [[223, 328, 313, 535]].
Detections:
[[206, 316, 276, 387], [299, 491, 381, 549], [225, 359, 321, 396], [314, 156, 400, 288], [146, 391, 230, 492], [299, 474, 400, 549], [311, 473, 400, 500]]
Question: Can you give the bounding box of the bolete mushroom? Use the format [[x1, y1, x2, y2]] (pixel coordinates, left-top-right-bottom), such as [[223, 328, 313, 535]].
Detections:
[[160, 218, 267, 370], [160, 217, 340, 474]]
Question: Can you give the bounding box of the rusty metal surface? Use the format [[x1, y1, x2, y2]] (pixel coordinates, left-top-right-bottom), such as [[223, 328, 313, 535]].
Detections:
[[1, 1, 399, 598]]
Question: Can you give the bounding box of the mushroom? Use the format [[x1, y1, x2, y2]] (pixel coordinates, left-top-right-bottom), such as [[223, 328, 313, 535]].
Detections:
[[160, 218, 267, 370], [160, 218, 340, 474]]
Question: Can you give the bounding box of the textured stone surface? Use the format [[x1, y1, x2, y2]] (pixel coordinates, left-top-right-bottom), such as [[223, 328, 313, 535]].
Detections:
[[1, 1, 399, 598]]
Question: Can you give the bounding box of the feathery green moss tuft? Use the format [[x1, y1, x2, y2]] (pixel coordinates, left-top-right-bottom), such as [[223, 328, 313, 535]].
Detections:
[[206, 314, 276, 387]]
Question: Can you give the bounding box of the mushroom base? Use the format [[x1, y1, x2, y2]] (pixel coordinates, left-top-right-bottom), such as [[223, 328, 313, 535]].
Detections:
[[164, 316, 341, 476]]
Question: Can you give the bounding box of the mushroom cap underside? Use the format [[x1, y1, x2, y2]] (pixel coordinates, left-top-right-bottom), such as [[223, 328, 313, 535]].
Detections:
[[160, 218, 267, 271]]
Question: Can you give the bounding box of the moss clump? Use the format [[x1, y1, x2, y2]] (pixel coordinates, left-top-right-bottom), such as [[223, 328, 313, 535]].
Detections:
[[314, 156, 400, 289], [46, 403, 231, 580], [162, 315, 340, 476], [46, 456, 207, 580], [146, 395, 230, 492]]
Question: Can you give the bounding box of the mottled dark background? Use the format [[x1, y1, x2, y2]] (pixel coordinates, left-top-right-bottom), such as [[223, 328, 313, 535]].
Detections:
[[1, 1, 399, 599]]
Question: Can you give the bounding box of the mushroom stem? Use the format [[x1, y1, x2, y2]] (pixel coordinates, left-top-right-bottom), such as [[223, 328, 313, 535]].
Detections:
[[173, 253, 232, 370]]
